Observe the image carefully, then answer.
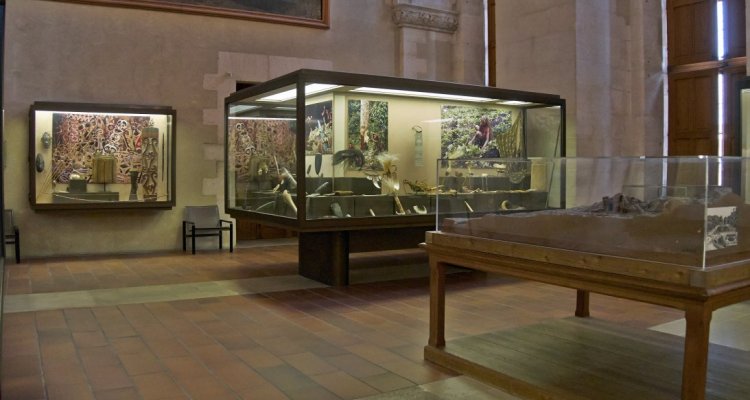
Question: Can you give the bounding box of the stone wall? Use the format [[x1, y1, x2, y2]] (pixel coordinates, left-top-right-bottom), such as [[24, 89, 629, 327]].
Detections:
[[494, 0, 665, 157], [4, 0, 483, 257], [493, 0, 578, 155]]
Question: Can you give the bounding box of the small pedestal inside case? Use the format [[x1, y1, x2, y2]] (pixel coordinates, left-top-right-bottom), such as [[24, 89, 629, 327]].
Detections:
[[68, 179, 87, 193]]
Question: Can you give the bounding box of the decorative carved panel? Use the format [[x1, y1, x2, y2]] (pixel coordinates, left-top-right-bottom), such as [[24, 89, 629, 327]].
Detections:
[[392, 4, 458, 33]]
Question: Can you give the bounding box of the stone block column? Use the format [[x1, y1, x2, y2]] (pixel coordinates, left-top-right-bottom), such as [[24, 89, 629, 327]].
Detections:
[[392, 1, 459, 81]]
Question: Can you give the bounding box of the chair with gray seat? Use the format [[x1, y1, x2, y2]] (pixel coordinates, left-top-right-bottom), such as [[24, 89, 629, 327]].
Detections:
[[182, 205, 233, 254], [4, 209, 20, 263]]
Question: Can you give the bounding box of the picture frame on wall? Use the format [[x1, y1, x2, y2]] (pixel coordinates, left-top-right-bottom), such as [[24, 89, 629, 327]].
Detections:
[[45, 0, 330, 29]]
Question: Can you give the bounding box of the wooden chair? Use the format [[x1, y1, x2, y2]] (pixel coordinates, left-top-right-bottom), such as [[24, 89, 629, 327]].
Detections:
[[182, 205, 233, 254], [4, 209, 20, 263]]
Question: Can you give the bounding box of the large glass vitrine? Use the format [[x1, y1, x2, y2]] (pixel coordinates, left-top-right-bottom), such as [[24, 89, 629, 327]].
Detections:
[[226, 70, 565, 224], [225, 69, 566, 284]]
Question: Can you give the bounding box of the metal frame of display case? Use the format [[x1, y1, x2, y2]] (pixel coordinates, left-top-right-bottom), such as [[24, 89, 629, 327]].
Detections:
[[225, 69, 566, 285], [739, 77, 750, 156], [28, 101, 177, 210]]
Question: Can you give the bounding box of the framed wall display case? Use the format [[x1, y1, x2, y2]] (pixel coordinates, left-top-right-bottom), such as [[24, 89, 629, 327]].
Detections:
[[425, 156, 750, 399], [741, 77, 750, 157], [225, 69, 565, 284], [29, 102, 176, 210]]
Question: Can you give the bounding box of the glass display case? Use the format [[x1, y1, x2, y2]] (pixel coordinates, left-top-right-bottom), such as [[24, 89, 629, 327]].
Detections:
[[226, 69, 565, 285], [436, 156, 750, 269], [225, 69, 565, 229], [424, 157, 750, 400], [29, 102, 176, 210]]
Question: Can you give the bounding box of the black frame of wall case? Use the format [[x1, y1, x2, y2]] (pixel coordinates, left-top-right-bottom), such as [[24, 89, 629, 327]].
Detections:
[[1, 0, 7, 381], [28, 101, 177, 210]]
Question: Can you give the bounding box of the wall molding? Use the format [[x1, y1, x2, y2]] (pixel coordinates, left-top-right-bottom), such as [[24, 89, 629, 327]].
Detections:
[[392, 4, 458, 33]]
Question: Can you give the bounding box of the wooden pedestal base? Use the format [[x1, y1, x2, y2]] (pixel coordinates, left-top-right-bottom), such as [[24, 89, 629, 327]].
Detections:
[[423, 231, 750, 400], [425, 318, 750, 400], [298, 226, 429, 285]]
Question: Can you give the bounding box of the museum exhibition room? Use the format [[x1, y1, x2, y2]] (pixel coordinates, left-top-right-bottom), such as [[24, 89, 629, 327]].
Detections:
[[0, 0, 749, 399]]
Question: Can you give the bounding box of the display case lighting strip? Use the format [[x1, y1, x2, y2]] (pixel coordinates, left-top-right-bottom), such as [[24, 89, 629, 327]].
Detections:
[[257, 84, 341, 102], [45, 110, 157, 118], [228, 117, 296, 121], [229, 105, 259, 114], [497, 100, 534, 106], [350, 87, 494, 102]]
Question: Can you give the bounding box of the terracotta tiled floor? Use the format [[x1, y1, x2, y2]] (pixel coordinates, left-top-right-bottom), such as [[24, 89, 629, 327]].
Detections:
[[0, 242, 699, 399], [4, 241, 299, 296]]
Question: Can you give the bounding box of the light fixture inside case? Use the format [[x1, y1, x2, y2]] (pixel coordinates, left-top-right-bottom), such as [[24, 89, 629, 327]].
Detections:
[[228, 117, 296, 121], [497, 100, 535, 106], [257, 84, 341, 102], [229, 105, 260, 115], [350, 87, 494, 102]]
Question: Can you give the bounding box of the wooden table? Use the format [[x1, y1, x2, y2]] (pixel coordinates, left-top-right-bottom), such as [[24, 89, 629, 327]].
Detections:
[[422, 231, 750, 400]]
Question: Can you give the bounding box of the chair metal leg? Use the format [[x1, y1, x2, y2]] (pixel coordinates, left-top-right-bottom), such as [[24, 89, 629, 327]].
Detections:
[[14, 229, 20, 263], [219, 230, 223, 250], [230, 226, 234, 253], [182, 222, 187, 252], [192, 228, 196, 255]]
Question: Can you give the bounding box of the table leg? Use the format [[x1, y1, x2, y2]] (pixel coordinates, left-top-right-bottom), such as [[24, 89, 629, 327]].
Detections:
[[429, 258, 446, 348], [681, 304, 712, 400], [575, 289, 590, 317]]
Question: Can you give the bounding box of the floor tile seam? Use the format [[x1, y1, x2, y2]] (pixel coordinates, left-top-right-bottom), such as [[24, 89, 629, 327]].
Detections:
[[3, 275, 328, 313], [246, 289, 409, 352], [148, 351, 239, 399], [12, 274, 313, 297], [9, 245, 296, 268], [245, 290, 336, 331]]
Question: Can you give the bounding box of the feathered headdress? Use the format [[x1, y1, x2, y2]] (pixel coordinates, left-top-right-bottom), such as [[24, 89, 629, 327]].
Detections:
[[332, 149, 365, 170]]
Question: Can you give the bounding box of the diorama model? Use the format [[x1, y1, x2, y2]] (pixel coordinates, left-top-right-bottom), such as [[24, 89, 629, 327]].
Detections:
[[437, 156, 749, 267], [224, 69, 565, 284]]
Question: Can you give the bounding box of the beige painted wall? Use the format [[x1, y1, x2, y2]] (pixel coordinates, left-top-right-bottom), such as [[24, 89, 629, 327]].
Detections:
[[4, 0, 483, 257]]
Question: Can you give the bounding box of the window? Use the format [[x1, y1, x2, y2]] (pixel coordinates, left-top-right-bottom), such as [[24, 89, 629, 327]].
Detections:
[[666, 0, 746, 156]]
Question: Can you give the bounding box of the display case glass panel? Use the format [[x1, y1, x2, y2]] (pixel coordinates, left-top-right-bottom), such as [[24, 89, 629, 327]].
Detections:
[[741, 77, 750, 157], [227, 83, 299, 216], [29, 102, 176, 209], [225, 70, 565, 229], [436, 156, 750, 269]]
